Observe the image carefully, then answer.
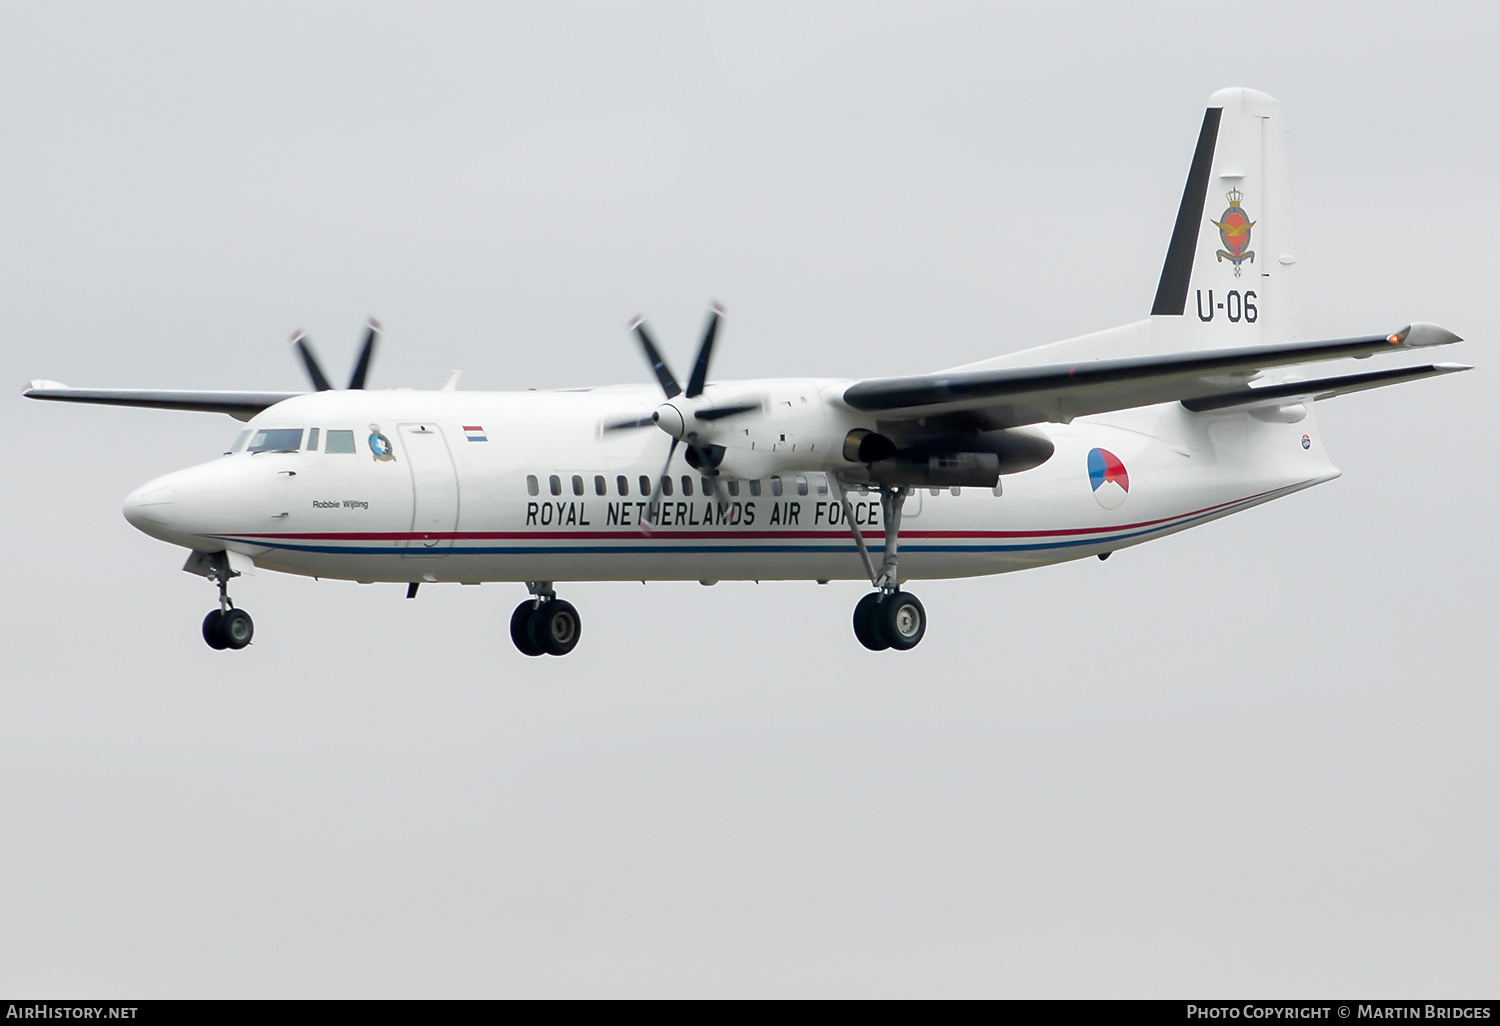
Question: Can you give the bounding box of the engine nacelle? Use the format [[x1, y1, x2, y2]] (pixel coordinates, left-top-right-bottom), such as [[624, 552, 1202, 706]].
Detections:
[[710, 382, 1056, 484], [865, 452, 1002, 488]]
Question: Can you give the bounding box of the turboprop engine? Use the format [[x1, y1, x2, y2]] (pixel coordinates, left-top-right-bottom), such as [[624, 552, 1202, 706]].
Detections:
[[603, 305, 1056, 492]]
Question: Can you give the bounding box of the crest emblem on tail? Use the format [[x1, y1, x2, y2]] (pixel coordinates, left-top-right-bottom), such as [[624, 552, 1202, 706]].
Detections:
[[1211, 189, 1256, 277]]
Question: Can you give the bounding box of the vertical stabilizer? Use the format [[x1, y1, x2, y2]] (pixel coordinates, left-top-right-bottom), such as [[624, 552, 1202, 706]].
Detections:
[[1151, 88, 1303, 352], [949, 88, 1306, 372]]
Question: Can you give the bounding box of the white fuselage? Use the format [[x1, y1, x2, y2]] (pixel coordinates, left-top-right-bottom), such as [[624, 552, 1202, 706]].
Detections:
[[121, 381, 1340, 585]]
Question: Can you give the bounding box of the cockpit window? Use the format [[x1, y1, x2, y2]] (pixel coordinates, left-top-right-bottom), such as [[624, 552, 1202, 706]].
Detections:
[[227, 430, 250, 454], [247, 428, 304, 453], [325, 430, 356, 453]]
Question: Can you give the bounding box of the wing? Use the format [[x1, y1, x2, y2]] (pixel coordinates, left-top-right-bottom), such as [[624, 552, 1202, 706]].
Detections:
[[22, 382, 302, 422], [841, 322, 1464, 427]]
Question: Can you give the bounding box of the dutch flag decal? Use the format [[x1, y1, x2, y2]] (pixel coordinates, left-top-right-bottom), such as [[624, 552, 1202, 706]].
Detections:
[[463, 425, 487, 442]]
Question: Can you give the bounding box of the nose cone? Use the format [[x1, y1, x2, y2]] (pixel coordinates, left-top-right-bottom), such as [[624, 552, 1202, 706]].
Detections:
[[123, 478, 179, 538]]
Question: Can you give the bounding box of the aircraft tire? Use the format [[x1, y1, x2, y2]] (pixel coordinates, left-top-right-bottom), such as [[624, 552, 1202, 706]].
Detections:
[[527, 599, 581, 656], [876, 591, 925, 651], [202, 610, 229, 650], [853, 593, 890, 651], [218, 608, 254, 650], [510, 601, 545, 657]]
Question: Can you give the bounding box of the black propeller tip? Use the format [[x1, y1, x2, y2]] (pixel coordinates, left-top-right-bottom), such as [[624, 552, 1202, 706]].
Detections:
[[291, 330, 334, 392], [348, 320, 379, 390]]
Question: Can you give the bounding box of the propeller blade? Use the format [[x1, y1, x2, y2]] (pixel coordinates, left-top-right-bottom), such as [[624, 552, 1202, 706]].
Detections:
[[347, 318, 380, 389], [290, 331, 333, 392], [601, 414, 657, 432], [693, 400, 761, 422], [684, 303, 723, 399], [691, 451, 729, 506], [630, 316, 682, 399], [640, 437, 679, 536]]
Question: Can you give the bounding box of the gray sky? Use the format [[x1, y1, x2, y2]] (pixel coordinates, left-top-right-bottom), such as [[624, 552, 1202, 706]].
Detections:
[[1, 0, 1494, 997]]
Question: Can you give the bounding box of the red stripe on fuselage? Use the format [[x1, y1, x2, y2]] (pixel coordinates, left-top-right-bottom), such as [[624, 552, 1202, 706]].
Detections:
[[223, 489, 1280, 543]]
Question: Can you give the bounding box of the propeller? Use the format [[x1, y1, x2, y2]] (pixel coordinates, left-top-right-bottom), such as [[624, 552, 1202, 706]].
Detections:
[[290, 318, 382, 391], [603, 303, 761, 531]]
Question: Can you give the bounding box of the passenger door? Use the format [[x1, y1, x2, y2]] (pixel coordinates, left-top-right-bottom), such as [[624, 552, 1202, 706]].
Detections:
[[400, 423, 459, 554]]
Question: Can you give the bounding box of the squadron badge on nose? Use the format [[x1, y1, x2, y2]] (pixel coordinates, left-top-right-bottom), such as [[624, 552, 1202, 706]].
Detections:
[[1211, 189, 1256, 277], [368, 424, 396, 462]]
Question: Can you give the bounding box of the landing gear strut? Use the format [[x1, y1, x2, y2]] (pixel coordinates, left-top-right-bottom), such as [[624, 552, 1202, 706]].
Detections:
[[192, 550, 254, 651], [836, 481, 928, 652], [510, 581, 582, 657]]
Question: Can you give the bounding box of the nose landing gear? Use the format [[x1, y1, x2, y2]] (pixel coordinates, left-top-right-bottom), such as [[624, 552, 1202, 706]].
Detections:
[[510, 582, 582, 657], [189, 550, 254, 651]]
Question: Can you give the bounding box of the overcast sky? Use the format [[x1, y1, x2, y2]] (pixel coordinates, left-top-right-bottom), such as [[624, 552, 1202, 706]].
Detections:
[[1, 1, 1494, 998]]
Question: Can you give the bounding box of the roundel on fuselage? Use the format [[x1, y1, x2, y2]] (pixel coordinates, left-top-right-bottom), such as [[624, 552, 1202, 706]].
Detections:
[[1087, 447, 1129, 510]]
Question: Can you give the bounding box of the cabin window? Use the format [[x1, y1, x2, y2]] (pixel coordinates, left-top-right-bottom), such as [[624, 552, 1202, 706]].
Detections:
[[247, 428, 303, 453], [795, 475, 808, 496], [661, 476, 674, 497], [325, 430, 357, 453], [527, 475, 539, 496], [727, 479, 740, 497], [549, 475, 562, 496], [815, 475, 828, 496], [992, 482, 1004, 497], [639, 475, 651, 496], [572, 475, 584, 496], [306, 428, 320, 451], [594, 475, 607, 496], [770, 476, 783, 497], [226, 430, 250, 454], [951, 486, 961, 496], [929, 487, 941, 496], [702, 477, 714, 495], [748, 479, 762, 497], [617, 475, 630, 496], [681, 475, 694, 497]]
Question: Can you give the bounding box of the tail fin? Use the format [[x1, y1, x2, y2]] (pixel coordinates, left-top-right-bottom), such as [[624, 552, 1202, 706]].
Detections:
[[1150, 87, 1303, 352], [963, 88, 1303, 371]]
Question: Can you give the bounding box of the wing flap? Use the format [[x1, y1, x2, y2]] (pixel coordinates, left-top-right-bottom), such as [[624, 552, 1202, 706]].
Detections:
[[842, 323, 1462, 426], [1181, 363, 1471, 413], [23, 383, 302, 422]]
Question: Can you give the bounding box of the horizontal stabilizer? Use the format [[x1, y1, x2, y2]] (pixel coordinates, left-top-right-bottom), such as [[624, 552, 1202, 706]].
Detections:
[[842, 323, 1463, 427], [1181, 363, 1471, 413], [22, 382, 301, 421]]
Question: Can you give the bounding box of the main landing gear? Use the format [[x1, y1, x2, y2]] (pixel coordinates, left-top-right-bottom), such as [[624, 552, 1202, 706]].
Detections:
[[194, 551, 254, 651], [836, 481, 928, 652], [852, 590, 926, 651], [510, 581, 582, 657]]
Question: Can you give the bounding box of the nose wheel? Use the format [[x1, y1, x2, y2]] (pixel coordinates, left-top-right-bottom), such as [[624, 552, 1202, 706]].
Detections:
[[510, 582, 582, 657], [193, 550, 254, 651], [203, 607, 254, 650]]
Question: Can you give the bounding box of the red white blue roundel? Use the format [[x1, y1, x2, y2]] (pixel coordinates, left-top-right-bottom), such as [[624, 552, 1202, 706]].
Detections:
[[1087, 448, 1129, 509]]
